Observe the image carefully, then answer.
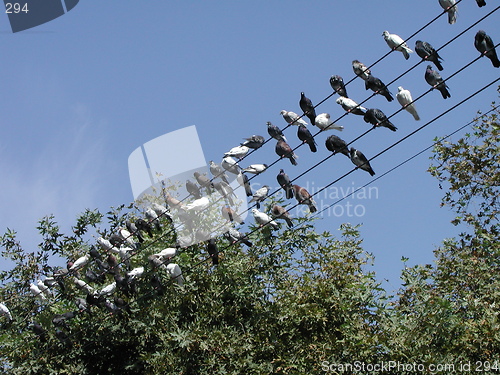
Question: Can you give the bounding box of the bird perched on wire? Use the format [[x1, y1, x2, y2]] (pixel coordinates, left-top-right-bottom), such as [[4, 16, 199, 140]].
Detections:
[[439, 0, 458, 25], [425, 65, 451, 99], [166, 263, 184, 286], [183, 196, 210, 212], [415, 40, 444, 71], [237, 172, 252, 197], [276, 139, 298, 166], [314, 113, 344, 131], [271, 205, 293, 228], [396, 86, 420, 121], [293, 185, 317, 213], [299, 92, 317, 125], [145, 208, 161, 231], [186, 180, 202, 199], [352, 60, 371, 80], [350, 148, 375, 176], [194, 171, 215, 191], [30, 283, 46, 300], [209, 160, 230, 185], [336, 97, 366, 116], [365, 75, 394, 102], [249, 185, 270, 209], [325, 135, 349, 157], [277, 169, 294, 199], [364, 108, 397, 131], [280, 110, 308, 126], [242, 164, 268, 174], [297, 124, 317, 152], [224, 145, 250, 159], [474, 30, 500, 68], [165, 193, 184, 211], [135, 218, 153, 237], [221, 206, 244, 224], [221, 156, 241, 175], [241, 135, 265, 149], [382, 31, 413, 60], [329, 75, 348, 97], [125, 221, 144, 243], [206, 239, 219, 265], [252, 208, 279, 230], [213, 181, 236, 206], [225, 227, 253, 247], [267, 121, 287, 142]]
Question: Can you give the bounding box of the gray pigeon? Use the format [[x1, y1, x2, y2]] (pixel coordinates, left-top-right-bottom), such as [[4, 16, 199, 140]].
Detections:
[[415, 40, 444, 71], [363, 108, 397, 131], [425, 65, 451, 99], [352, 60, 371, 80], [186, 180, 202, 199], [209, 160, 230, 184], [439, 0, 457, 25], [325, 135, 349, 157], [241, 135, 265, 149], [277, 169, 294, 199], [350, 148, 375, 176], [249, 185, 270, 209], [280, 110, 308, 126], [237, 172, 252, 197], [365, 75, 394, 102], [226, 227, 252, 247], [299, 92, 317, 125], [221, 156, 241, 175], [297, 124, 317, 152], [267, 121, 287, 142], [329, 75, 348, 97], [276, 139, 298, 166], [474, 30, 500, 68]]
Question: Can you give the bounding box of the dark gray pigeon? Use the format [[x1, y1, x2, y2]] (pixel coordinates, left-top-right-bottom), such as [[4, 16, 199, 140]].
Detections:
[[475, 0, 486, 7], [276, 139, 298, 166], [277, 169, 294, 199], [425, 65, 451, 99], [267, 121, 287, 142], [365, 75, 394, 102], [241, 135, 265, 149], [297, 124, 317, 152], [352, 60, 371, 80], [439, 0, 457, 25], [186, 180, 202, 199], [237, 172, 252, 197], [325, 135, 349, 157], [194, 171, 214, 191], [474, 30, 500, 68], [209, 160, 230, 184], [350, 148, 375, 176], [415, 40, 444, 71], [329, 75, 348, 97], [206, 239, 219, 266], [299, 92, 317, 125], [363, 108, 397, 132]]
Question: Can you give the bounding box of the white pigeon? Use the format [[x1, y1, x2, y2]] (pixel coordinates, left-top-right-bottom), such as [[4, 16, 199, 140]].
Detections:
[[242, 164, 268, 174], [221, 156, 241, 175], [127, 267, 144, 281], [156, 247, 177, 260], [99, 281, 117, 296], [151, 202, 168, 216], [166, 263, 184, 286], [280, 110, 308, 126], [336, 97, 366, 116], [439, 0, 457, 24], [224, 145, 250, 159], [69, 254, 90, 272], [30, 283, 46, 300], [118, 228, 136, 248], [73, 278, 94, 294], [36, 279, 52, 298], [97, 237, 119, 253], [382, 31, 413, 60], [0, 303, 12, 321], [183, 196, 210, 212], [118, 246, 134, 262], [314, 113, 344, 131], [396, 86, 420, 121], [251, 208, 279, 230]]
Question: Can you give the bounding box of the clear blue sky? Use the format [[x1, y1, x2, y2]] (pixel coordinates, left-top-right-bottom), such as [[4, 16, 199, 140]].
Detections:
[[0, 1, 498, 293]]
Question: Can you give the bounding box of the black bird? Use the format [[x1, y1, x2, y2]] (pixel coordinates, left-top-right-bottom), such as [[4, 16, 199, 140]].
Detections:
[[209, 160, 230, 184], [108, 233, 123, 248], [329, 75, 348, 97], [186, 180, 202, 199], [89, 245, 103, 261], [125, 221, 144, 243], [350, 148, 375, 176], [425, 65, 451, 99], [267, 121, 287, 142], [86, 292, 105, 308], [31, 322, 47, 342], [206, 239, 219, 265], [474, 30, 500, 68], [325, 135, 349, 157], [297, 124, 317, 152], [150, 274, 165, 296], [299, 92, 317, 125], [415, 40, 444, 71], [85, 268, 105, 284], [55, 329, 71, 346], [276, 139, 298, 166], [363, 108, 397, 131], [365, 75, 394, 102], [52, 311, 78, 329], [241, 135, 265, 149], [135, 218, 153, 237], [277, 169, 294, 199], [475, 0, 486, 7]]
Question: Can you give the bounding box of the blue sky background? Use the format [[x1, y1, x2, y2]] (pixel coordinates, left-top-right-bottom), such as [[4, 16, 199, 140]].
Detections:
[[0, 1, 498, 293]]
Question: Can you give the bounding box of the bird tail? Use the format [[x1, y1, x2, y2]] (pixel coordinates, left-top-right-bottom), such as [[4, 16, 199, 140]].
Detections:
[[448, 9, 457, 25], [439, 86, 451, 99], [369, 169, 376, 177], [435, 60, 444, 71], [285, 217, 293, 228], [289, 154, 298, 166], [409, 107, 420, 121], [490, 55, 500, 68], [309, 142, 317, 153], [286, 186, 294, 199], [309, 200, 317, 213], [403, 49, 410, 60], [384, 91, 394, 102], [244, 183, 252, 197]]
